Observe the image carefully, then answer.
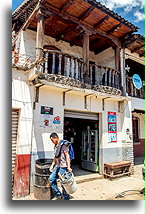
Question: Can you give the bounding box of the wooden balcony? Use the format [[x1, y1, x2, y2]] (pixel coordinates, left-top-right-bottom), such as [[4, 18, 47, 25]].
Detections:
[[126, 76, 144, 99], [41, 49, 121, 90]]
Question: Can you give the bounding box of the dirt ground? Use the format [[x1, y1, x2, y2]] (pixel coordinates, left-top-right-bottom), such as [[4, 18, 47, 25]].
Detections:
[[13, 161, 144, 200], [72, 163, 144, 200]]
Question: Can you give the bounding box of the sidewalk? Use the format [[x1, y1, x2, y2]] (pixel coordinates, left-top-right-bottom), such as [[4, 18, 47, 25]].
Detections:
[[13, 162, 144, 200]]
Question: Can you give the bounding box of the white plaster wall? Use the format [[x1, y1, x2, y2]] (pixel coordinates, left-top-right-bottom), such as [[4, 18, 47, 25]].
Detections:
[[120, 100, 133, 142], [131, 97, 144, 111], [32, 86, 64, 159], [12, 69, 34, 154], [94, 47, 115, 68], [100, 100, 122, 149], [20, 29, 115, 68], [32, 88, 131, 152]]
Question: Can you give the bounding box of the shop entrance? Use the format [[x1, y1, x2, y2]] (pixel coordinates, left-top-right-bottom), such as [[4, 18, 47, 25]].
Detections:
[[64, 112, 99, 172]]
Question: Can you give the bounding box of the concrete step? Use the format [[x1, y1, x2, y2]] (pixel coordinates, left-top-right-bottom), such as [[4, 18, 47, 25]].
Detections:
[[75, 173, 103, 184]]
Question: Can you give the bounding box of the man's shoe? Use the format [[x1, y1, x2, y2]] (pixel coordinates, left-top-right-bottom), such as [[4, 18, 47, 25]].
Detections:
[[52, 195, 63, 200]]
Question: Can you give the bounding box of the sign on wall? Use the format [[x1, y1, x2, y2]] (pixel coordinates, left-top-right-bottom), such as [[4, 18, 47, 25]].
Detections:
[[40, 106, 61, 127], [132, 74, 142, 90], [40, 106, 53, 127], [108, 112, 117, 143], [41, 106, 53, 115]]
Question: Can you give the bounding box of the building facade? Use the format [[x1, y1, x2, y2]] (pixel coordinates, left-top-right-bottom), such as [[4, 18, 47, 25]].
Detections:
[[12, 0, 144, 197]]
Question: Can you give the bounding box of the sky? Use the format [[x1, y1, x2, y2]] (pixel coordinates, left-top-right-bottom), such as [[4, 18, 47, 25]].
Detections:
[[12, 0, 144, 35]]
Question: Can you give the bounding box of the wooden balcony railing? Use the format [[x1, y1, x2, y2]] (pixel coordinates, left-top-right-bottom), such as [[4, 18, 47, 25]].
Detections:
[[126, 76, 144, 99], [42, 49, 121, 89], [89, 63, 120, 89]]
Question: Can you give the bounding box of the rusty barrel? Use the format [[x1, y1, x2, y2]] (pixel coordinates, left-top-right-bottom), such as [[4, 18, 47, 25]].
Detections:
[[34, 158, 53, 200]]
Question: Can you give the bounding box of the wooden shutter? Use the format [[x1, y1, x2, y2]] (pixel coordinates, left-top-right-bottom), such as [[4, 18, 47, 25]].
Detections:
[[12, 109, 19, 193]]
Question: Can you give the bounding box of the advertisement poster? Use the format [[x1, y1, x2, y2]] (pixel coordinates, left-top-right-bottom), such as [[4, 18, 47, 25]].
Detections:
[[40, 106, 53, 127], [108, 112, 117, 142], [41, 106, 53, 115], [40, 114, 53, 127]]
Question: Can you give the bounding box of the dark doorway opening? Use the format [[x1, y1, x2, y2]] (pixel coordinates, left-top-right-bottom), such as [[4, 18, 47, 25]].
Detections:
[[64, 117, 99, 166]]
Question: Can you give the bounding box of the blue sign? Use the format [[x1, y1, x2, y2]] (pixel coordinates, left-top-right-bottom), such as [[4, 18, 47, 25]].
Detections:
[[132, 74, 142, 89]]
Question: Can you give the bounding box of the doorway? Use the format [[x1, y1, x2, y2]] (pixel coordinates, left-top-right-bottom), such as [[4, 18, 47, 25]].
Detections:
[[64, 116, 99, 172]]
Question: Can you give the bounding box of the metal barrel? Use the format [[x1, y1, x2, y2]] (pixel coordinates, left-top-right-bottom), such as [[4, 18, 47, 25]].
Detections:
[[34, 158, 54, 200]]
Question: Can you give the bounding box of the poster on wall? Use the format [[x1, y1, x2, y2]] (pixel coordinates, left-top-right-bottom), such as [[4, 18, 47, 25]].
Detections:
[[108, 112, 117, 143], [40, 106, 53, 127], [40, 114, 53, 127], [41, 106, 53, 115]]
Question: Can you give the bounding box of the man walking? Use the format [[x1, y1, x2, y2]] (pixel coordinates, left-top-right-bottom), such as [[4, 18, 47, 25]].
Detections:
[[49, 132, 72, 200]]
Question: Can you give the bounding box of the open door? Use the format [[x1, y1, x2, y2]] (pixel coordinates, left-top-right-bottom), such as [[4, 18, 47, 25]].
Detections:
[[81, 130, 99, 172]]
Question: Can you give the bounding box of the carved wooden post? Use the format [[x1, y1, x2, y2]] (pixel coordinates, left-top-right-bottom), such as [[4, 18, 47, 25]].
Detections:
[[58, 54, 62, 75], [52, 53, 56, 74], [115, 46, 121, 71], [75, 59, 79, 80], [105, 67, 108, 86], [70, 57, 74, 78], [109, 68, 112, 87], [90, 64, 93, 85], [36, 7, 45, 61], [95, 66, 98, 85], [83, 31, 90, 84], [112, 70, 115, 87], [44, 52, 49, 73], [64, 55, 68, 76], [115, 46, 121, 89], [120, 45, 126, 95], [66, 57, 70, 77]]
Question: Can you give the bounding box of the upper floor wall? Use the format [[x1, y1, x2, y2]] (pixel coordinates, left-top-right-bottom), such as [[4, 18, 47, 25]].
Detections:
[[17, 29, 116, 69]]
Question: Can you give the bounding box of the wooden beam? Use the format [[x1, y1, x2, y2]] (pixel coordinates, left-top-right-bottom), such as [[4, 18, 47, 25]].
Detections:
[[94, 44, 110, 55], [70, 35, 83, 46], [22, 3, 39, 30], [46, 14, 58, 27], [131, 45, 144, 53], [13, 0, 38, 21], [60, 0, 75, 14], [90, 37, 100, 46], [125, 37, 138, 48], [106, 23, 122, 35], [93, 15, 109, 29], [44, 3, 121, 47], [78, 6, 94, 21], [55, 23, 77, 41]]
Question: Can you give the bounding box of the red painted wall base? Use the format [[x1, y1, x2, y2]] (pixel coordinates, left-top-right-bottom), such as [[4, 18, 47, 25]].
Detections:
[[13, 154, 31, 198], [133, 139, 144, 157]]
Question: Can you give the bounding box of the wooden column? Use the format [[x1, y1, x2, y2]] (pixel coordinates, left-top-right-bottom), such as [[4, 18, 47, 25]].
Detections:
[[83, 31, 90, 84], [115, 46, 121, 89], [36, 8, 45, 61], [115, 46, 121, 71], [120, 43, 127, 95]]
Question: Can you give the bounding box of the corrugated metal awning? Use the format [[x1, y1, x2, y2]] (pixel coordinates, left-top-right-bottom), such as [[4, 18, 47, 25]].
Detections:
[[64, 110, 99, 120]]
